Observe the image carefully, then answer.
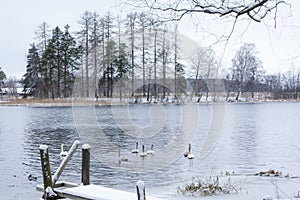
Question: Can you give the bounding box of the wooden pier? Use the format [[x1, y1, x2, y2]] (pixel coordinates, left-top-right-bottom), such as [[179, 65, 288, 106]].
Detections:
[[36, 181, 165, 200], [38, 140, 166, 200]]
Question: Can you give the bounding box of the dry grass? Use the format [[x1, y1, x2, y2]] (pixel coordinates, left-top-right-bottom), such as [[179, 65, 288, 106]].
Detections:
[[0, 97, 114, 106]]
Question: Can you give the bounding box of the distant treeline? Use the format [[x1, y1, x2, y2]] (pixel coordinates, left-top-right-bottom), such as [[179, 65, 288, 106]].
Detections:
[[22, 11, 300, 101]]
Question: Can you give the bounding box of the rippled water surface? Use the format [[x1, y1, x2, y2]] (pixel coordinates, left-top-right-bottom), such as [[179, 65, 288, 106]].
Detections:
[[1, 102, 300, 199]]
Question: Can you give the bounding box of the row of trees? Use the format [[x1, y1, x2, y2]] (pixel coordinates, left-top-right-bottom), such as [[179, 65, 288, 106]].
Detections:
[[23, 11, 187, 100], [22, 10, 300, 101], [190, 42, 300, 102]]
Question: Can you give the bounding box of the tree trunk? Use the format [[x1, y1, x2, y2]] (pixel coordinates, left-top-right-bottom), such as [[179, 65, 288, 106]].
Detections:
[[153, 29, 157, 99]]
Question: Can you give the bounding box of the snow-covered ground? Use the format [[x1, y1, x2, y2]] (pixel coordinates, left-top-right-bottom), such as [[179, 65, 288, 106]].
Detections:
[[149, 175, 300, 200]]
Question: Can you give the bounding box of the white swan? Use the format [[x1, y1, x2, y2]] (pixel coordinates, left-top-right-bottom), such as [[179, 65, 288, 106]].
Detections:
[[131, 142, 139, 154], [186, 144, 194, 159], [118, 149, 128, 162], [187, 152, 195, 159], [60, 144, 68, 159], [147, 144, 155, 155], [262, 195, 273, 200], [139, 145, 147, 157]]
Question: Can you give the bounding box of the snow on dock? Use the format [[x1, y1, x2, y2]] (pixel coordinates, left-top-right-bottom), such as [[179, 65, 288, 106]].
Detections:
[[37, 181, 167, 200], [63, 184, 166, 200], [37, 141, 167, 200]]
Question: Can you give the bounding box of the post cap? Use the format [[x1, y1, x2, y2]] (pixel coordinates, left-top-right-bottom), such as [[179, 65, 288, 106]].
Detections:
[[136, 180, 145, 189], [82, 144, 90, 149], [39, 145, 48, 151]]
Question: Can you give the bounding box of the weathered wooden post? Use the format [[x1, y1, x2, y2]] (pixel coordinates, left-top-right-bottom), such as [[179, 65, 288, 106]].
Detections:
[[52, 140, 81, 185], [82, 144, 90, 185], [39, 145, 54, 199], [136, 180, 146, 200]]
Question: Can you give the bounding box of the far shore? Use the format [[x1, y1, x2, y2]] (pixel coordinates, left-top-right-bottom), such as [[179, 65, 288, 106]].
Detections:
[[0, 97, 300, 107]]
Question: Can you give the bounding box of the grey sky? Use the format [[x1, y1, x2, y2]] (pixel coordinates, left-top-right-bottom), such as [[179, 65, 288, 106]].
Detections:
[[0, 0, 299, 78]]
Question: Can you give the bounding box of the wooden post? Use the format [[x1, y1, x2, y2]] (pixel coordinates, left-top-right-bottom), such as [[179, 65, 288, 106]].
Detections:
[[52, 140, 80, 185], [39, 145, 53, 196], [82, 144, 90, 185], [136, 180, 146, 200]]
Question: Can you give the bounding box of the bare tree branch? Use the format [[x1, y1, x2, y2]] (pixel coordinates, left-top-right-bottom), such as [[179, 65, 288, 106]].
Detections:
[[128, 0, 287, 23]]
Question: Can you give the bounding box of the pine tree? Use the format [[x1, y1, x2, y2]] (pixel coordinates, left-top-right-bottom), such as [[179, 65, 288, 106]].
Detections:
[[61, 25, 82, 97], [23, 43, 40, 97], [0, 67, 6, 99]]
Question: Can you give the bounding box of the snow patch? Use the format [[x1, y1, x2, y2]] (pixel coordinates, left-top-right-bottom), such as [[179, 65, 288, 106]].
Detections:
[[82, 144, 90, 149], [39, 145, 48, 151]]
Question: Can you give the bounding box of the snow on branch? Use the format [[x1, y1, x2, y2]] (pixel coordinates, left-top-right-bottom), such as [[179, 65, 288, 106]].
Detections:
[[132, 0, 287, 22]]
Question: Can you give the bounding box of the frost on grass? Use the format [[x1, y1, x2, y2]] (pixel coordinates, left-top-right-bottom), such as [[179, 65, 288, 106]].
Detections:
[[178, 176, 242, 196]]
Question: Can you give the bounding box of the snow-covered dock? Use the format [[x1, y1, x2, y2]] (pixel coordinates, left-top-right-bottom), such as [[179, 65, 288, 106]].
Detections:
[[37, 181, 166, 200], [37, 141, 167, 200]]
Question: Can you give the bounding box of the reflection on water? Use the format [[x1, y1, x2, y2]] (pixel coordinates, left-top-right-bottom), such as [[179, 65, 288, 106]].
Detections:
[[0, 103, 300, 199]]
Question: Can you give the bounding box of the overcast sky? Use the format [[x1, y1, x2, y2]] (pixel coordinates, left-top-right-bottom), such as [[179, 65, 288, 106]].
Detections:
[[0, 0, 300, 79]]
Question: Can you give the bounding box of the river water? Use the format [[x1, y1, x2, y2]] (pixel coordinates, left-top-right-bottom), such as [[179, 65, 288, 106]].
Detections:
[[0, 102, 300, 199]]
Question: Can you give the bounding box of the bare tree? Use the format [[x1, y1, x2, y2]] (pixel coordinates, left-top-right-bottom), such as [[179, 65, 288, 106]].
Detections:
[[137, 12, 149, 97], [174, 24, 178, 101], [77, 11, 93, 97], [232, 43, 263, 101], [103, 12, 115, 98], [126, 12, 137, 97], [90, 12, 101, 99], [190, 47, 208, 101], [35, 22, 51, 56]]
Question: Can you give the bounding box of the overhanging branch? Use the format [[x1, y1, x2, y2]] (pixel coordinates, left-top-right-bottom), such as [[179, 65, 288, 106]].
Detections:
[[135, 0, 287, 23]]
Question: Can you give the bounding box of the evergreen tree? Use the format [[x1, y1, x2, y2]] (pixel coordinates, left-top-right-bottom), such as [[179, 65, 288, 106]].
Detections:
[[0, 67, 6, 82], [23, 43, 41, 97], [40, 25, 82, 99], [115, 43, 130, 100], [35, 22, 51, 95], [42, 37, 57, 99], [50, 26, 64, 98], [0, 67, 6, 99], [61, 25, 82, 97]]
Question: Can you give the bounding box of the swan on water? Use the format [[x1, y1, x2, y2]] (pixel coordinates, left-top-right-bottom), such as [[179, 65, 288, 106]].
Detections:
[[262, 195, 273, 200], [118, 149, 128, 162], [139, 145, 147, 157], [185, 144, 194, 159], [147, 144, 155, 155], [60, 144, 68, 159], [131, 142, 139, 154]]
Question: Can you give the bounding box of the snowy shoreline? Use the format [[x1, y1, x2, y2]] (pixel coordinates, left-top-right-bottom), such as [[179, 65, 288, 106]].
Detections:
[[0, 97, 300, 107]]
